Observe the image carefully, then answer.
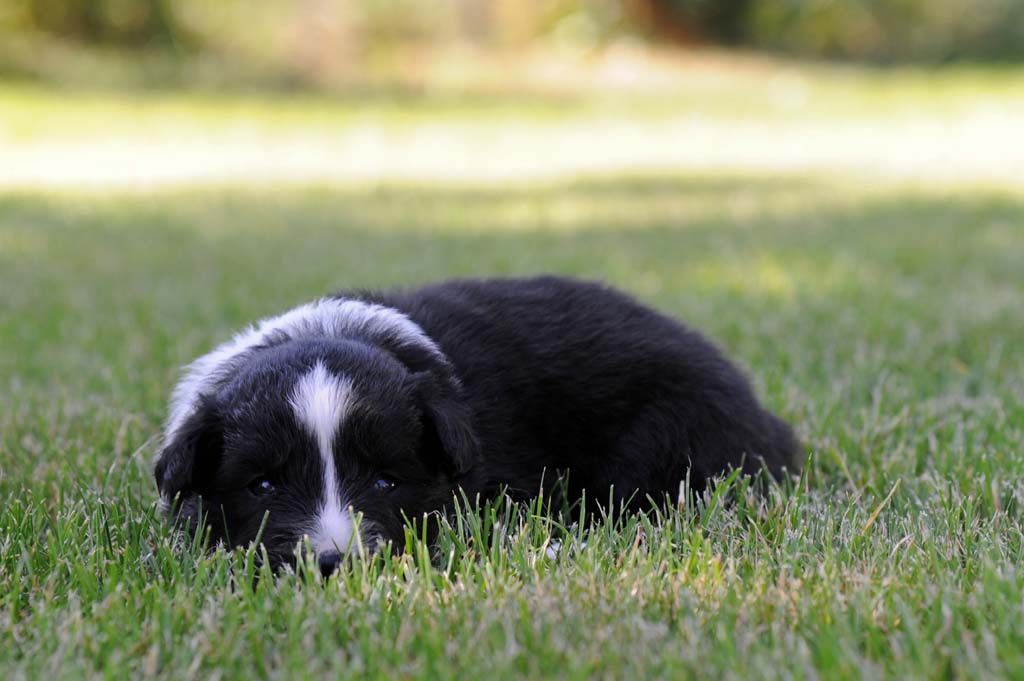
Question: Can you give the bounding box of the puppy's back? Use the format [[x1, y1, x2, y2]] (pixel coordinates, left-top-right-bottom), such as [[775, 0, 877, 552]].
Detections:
[[346, 276, 801, 502]]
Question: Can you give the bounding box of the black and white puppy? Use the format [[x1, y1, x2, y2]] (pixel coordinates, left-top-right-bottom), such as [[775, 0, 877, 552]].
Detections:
[[155, 276, 800, 573]]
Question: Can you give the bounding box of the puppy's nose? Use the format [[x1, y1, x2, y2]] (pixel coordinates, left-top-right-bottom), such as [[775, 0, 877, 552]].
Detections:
[[318, 551, 341, 577]]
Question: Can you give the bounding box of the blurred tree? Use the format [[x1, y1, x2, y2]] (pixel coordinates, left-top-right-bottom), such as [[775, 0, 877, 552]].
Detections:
[[628, 0, 753, 43], [744, 0, 1024, 62], [22, 0, 191, 47]]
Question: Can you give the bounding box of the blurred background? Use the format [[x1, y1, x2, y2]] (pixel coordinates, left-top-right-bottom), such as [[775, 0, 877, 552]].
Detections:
[[2, 0, 1023, 190], [1, 1, 1022, 192]]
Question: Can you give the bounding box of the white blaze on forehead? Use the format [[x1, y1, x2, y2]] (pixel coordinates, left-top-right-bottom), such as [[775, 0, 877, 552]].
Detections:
[[289, 361, 357, 554], [162, 297, 441, 447]]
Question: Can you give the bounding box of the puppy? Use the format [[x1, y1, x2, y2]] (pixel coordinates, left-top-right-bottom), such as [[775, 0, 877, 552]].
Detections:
[[155, 276, 800, 573]]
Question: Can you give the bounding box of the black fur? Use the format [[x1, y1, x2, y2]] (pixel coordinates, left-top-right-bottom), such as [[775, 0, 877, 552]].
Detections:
[[155, 276, 800, 570]]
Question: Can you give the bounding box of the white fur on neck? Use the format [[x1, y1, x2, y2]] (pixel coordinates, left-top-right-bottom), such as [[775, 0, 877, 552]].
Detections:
[[289, 361, 357, 554], [162, 297, 440, 447]]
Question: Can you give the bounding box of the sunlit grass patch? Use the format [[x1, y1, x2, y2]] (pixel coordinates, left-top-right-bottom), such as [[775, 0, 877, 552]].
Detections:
[[2, 59, 1024, 189]]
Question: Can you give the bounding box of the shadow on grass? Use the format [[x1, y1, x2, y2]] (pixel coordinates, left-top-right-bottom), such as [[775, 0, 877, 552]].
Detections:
[[0, 170, 1021, 411]]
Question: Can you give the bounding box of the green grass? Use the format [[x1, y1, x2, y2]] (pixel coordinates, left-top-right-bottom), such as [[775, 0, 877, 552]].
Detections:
[[2, 61, 1024, 679]]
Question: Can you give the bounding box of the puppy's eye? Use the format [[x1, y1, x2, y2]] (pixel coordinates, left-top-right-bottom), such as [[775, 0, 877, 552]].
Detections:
[[374, 476, 397, 492], [248, 478, 276, 496]]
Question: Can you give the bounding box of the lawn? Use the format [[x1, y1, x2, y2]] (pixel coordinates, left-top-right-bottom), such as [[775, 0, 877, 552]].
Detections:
[[1, 57, 1023, 679]]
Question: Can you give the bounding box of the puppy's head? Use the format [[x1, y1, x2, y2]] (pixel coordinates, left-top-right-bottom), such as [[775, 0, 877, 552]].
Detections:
[[154, 300, 477, 573]]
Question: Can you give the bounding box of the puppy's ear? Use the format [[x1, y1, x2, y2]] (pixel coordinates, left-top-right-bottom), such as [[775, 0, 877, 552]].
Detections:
[[413, 372, 478, 476], [154, 399, 223, 511]]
